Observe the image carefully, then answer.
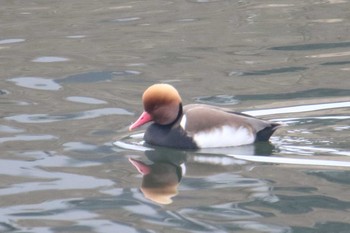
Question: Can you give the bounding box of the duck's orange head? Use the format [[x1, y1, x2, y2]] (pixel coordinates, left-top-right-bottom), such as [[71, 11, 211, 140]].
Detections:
[[129, 84, 182, 130]]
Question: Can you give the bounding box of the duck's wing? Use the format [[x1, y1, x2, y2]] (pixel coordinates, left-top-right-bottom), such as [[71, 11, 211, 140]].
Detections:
[[182, 104, 280, 146]]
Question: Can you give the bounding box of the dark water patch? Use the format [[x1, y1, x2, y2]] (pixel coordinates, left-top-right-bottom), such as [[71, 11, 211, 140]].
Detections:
[[68, 195, 202, 228], [68, 196, 141, 211], [236, 88, 350, 101], [321, 60, 350, 66], [292, 221, 350, 233], [0, 89, 9, 95], [179, 204, 289, 232], [308, 170, 350, 185], [188, 46, 217, 51], [53, 225, 92, 233], [153, 52, 200, 64], [230, 66, 307, 76], [11, 209, 65, 217], [0, 222, 18, 232], [57, 71, 141, 84], [246, 195, 350, 214], [99, 17, 142, 25], [269, 41, 350, 51], [182, 174, 264, 190], [194, 95, 240, 105], [180, 204, 261, 221], [54, 221, 145, 233], [274, 186, 317, 193]]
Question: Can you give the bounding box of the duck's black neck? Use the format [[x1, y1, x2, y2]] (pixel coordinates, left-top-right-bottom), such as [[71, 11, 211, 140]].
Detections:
[[163, 103, 183, 127], [174, 103, 183, 124]]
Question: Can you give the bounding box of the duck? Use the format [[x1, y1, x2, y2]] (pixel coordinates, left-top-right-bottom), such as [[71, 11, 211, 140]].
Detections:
[[129, 83, 280, 149]]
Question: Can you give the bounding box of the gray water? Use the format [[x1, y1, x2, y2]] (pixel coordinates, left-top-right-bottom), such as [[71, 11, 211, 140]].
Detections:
[[1, 0, 350, 232]]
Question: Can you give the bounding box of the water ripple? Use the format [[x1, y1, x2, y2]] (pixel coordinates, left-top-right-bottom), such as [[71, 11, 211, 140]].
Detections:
[[57, 71, 141, 84], [112, 17, 141, 22], [293, 222, 350, 233], [0, 89, 9, 95], [66, 96, 107, 105], [269, 41, 350, 51], [178, 204, 290, 233], [0, 125, 25, 133], [65, 35, 86, 39], [32, 56, 70, 63], [0, 134, 57, 143], [0, 157, 112, 195], [0, 38, 25, 45], [8, 77, 62, 91], [308, 170, 350, 185], [5, 108, 133, 123], [0, 174, 113, 196], [229, 67, 307, 76], [236, 88, 350, 101], [63, 142, 99, 152], [0, 199, 137, 233], [194, 95, 240, 105], [247, 195, 350, 214]]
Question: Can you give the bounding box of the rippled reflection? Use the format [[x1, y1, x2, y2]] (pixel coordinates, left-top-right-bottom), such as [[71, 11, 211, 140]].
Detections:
[[129, 149, 186, 204], [129, 158, 183, 204]]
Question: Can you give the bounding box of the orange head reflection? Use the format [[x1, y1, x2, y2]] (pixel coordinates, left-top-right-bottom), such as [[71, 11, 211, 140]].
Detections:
[[129, 158, 182, 205]]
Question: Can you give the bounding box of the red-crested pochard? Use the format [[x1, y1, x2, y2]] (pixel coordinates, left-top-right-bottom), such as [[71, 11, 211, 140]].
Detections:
[[129, 84, 280, 149]]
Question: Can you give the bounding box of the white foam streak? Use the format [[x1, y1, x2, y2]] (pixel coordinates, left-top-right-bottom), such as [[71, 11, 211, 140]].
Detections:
[[243, 101, 350, 117], [228, 154, 350, 168]]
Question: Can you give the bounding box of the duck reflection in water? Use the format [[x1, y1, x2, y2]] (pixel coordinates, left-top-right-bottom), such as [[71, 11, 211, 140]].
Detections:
[[129, 149, 187, 205], [129, 143, 276, 205]]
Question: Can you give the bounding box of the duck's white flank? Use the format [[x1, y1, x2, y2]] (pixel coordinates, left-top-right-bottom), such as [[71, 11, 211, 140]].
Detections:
[[193, 125, 255, 148]]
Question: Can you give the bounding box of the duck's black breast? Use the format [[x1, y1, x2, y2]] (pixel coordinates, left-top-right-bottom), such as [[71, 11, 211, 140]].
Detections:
[[144, 123, 197, 149]]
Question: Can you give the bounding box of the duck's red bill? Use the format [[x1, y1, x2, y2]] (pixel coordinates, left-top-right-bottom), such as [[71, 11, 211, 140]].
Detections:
[[129, 111, 153, 131], [129, 158, 151, 175]]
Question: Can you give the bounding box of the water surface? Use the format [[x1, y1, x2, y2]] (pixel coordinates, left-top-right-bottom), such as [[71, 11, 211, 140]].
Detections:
[[1, 0, 350, 232]]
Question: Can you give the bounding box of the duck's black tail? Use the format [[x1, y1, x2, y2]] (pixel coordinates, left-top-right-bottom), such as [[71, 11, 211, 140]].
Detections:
[[256, 123, 281, 142]]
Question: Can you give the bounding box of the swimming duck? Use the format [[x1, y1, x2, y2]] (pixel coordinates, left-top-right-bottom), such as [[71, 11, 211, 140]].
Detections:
[[129, 84, 280, 149]]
